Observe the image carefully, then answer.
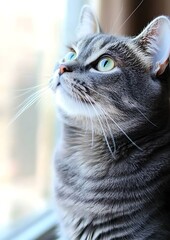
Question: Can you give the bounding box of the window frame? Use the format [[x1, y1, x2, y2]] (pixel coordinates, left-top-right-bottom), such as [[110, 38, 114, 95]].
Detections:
[[0, 208, 57, 240]]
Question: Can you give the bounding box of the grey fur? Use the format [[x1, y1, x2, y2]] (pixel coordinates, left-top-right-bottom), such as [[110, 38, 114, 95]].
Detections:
[[51, 7, 170, 240]]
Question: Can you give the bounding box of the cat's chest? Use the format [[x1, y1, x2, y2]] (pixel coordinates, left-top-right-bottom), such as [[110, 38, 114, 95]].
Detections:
[[55, 148, 114, 216], [54, 135, 170, 240], [54, 135, 112, 186], [55, 150, 140, 218]]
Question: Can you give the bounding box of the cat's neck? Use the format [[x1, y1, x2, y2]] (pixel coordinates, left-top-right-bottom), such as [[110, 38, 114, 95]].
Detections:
[[61, 122, 138, 162], [60, 116, 170, 163]]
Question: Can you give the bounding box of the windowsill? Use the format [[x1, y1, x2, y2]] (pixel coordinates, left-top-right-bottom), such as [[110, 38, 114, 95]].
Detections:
[[0, 208, 57, 240]]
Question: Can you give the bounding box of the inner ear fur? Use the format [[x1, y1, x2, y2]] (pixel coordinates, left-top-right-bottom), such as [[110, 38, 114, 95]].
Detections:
[[135, 16, 170, 76], [76, 5, 100, 38]]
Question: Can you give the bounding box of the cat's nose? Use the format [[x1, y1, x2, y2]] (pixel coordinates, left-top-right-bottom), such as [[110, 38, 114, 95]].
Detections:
[[58, 64, 71, 76]]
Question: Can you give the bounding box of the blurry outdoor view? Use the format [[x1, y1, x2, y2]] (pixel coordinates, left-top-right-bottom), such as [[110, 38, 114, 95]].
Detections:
[[0, 0, 91, 237]]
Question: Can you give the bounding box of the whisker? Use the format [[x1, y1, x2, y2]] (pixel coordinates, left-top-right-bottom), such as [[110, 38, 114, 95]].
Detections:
[[95, 102, 142, 151], [80, 95, 94, 145], [84, 94, 114, 156], [61, 81, 141, 151], [117, 0, 144, 32], [13, 88, 45, 100], [87, 86, 119, 104], [68, 83, 98, 145], [15, 87, 49, 110], [34, 91, 52, 111], [8, 88, 48, 127], [65, 79, 89, 133], [109, 2, 124, 34], [88, 95, 116, 153], [88, 85, 156, 127], [133, 106, 157, 127], [73, 88, 95, 147], [12, 83, 48, 93]]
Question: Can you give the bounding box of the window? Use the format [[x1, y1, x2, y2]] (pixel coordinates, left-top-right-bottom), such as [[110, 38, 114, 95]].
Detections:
[[0, 0, 67, 238]]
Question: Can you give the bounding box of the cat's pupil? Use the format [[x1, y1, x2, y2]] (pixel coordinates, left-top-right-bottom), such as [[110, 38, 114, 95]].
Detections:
[[103, 60, 108, 67], [64, 51, 77, 62], [69, 53, 75, 59], [97, 57, 115, 72]]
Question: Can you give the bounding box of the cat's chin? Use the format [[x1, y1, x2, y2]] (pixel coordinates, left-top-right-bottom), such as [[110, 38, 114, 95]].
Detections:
[[55, 86, 102, 118]]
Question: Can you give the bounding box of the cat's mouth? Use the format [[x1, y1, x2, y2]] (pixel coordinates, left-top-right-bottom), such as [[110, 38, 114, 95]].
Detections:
[[57, 81, 94, 105], [56, 82, 61, 87], [55, 82, 99, 118]]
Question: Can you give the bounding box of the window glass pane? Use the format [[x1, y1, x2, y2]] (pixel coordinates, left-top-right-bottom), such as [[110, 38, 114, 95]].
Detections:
[[0, 0, 67, 235]]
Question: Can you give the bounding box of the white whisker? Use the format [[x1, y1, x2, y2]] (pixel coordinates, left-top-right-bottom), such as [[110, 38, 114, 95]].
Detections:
[[117, 0, 144, 32], [87, 94, 116, 153], [84, 94, 114, 156], [15, 87, 48, 110], [8, 88, 48, 127], [87, 86, 119, 104], [73, 88, 95, 147], [12, 83, 47, 93], [13, 88, 45, 100], [95, 102, 142, 151], [109, 3, 124, 34], [88, 85, 156, 127], [134, 106, 157, 127], [65, 80, 89, 132]]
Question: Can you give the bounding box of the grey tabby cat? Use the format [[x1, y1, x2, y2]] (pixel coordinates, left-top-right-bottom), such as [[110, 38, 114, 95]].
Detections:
[[51, 6, 170, 240]]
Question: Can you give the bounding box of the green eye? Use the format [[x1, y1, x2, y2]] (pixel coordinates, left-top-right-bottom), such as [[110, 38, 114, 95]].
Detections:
[[96, 57, 115, 72], [64, 51, 77, 62]]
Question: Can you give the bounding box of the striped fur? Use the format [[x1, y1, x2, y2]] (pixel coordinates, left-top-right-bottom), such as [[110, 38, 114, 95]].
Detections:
[[51, 8, 170, 240]]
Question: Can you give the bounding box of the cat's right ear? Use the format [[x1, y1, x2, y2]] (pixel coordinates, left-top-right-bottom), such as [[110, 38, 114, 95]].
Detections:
[[76, 5, 100, 38], [134, 16, 170, 76]]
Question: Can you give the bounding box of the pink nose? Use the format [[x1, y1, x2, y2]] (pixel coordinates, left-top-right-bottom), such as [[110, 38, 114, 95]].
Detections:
[[58, 65, 70, 75]]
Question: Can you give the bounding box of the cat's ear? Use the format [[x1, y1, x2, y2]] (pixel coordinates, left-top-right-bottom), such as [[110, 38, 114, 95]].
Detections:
[[135, 16, 170, 76], [76, 5, 100, 38]]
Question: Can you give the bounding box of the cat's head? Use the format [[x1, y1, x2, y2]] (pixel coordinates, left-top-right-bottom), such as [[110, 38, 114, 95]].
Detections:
[[51, 6, 170, 136]]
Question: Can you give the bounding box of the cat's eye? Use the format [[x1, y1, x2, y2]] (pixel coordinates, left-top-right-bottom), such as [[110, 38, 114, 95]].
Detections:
[[96, 57, 115, 72], [64, 51, 77, 62]]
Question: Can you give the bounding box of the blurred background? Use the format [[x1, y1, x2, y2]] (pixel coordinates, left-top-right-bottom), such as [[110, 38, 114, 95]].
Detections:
[[0, 0, 170, 239]]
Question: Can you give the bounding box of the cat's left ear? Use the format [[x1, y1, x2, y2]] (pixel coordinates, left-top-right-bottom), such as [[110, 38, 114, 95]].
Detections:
[[135, 16, 170, 76], [76, 5, 100, 38]]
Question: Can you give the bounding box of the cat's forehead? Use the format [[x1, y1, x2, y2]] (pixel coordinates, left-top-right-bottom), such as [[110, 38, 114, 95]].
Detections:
[[72, 33, 150, 68], [77, 34, 116, 48], [75, 34, 123, 54], [73, 34, 127, 64]]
